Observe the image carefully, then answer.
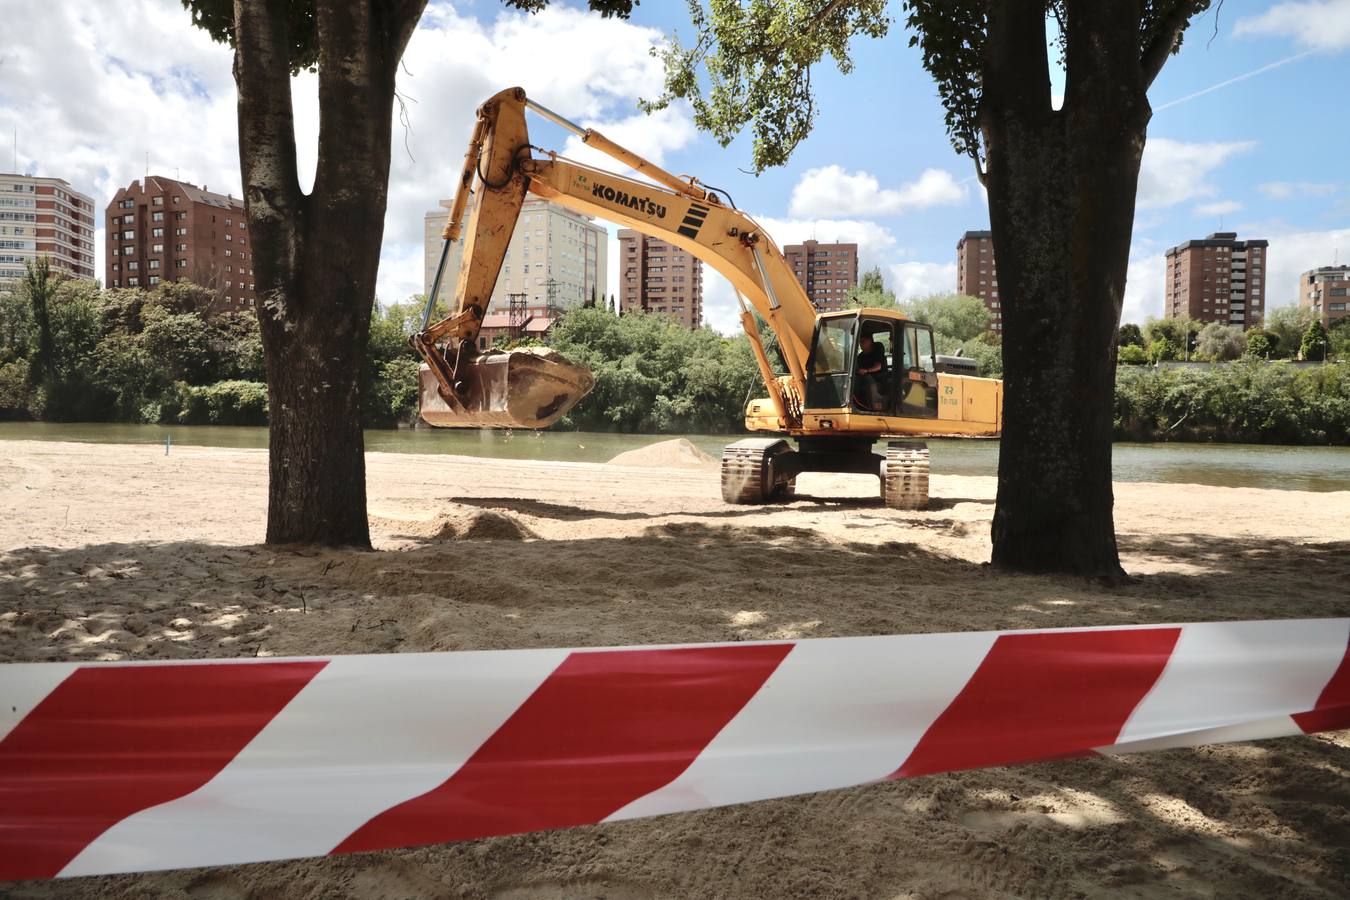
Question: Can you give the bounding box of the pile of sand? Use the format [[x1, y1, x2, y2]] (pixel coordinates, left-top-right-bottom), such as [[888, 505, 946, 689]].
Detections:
[[608, 438, 716, 468], [369, 508, 537, 542]]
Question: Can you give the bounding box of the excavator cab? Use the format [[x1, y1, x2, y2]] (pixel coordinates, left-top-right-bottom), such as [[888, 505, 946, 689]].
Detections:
[[804, 312, 938, 418]]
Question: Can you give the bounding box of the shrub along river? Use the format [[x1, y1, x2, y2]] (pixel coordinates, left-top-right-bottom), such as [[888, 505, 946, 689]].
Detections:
[[3, 422, 1348, 493]]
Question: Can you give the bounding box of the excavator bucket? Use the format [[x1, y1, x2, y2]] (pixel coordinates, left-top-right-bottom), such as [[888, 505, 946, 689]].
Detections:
[[418, 346, 595, 430]]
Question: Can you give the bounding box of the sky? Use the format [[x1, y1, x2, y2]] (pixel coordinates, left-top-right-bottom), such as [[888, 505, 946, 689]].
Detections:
[[1, 0, 1347, 333]]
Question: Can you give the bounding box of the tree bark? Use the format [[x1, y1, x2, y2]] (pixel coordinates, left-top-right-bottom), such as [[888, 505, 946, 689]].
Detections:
[[983, 0, 1151, 578], [232, 0, 425, 547]]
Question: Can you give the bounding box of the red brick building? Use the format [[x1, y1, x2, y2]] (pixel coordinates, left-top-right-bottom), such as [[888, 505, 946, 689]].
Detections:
[[105, 176, 254, 312], [618, 230, 704, 328], [783, 239, 858, 311], [1300, 265, 1350, 327], [0, 173, 96, 290], [956, 230, 1001, 332], [1163, 232, 1268, 329]]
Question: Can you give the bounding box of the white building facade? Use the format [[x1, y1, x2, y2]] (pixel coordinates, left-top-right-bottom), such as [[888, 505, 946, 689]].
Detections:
[[0, 174, 96, 290], [423, 197, 607, 312]]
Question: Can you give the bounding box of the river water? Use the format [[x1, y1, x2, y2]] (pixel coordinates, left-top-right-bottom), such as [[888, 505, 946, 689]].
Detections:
[[1, 422, 1347, 492]]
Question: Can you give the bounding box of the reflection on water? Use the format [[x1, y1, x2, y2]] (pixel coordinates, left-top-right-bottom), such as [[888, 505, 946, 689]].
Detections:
[[1, 421, 1347, 492]]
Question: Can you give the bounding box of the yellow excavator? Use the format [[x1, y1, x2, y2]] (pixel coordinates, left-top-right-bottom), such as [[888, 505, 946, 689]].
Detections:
[[413, 88, 1002, 509]]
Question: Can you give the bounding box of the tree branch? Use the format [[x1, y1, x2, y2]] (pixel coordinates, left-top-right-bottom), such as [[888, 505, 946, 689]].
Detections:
[[1141, 0, 1206, 88]]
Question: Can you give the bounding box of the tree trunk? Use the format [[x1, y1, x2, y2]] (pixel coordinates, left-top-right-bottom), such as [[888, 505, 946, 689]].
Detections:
[[983, 1, 1149, 578], [233, 0, 424, 547]]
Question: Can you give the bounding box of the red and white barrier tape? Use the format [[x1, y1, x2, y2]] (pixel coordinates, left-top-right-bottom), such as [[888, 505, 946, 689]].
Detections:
[[2, 618, 1347, 881]]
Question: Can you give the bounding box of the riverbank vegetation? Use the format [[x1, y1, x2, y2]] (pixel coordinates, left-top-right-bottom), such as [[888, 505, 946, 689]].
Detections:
[[3, 265, 1346, 443]]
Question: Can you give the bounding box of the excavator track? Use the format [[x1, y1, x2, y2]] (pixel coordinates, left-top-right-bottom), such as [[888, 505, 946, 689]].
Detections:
[[881, 441, 930, 510], [721, 439, 795, 504]]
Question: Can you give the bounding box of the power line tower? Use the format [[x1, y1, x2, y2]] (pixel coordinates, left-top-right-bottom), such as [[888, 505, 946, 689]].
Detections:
[[545, 278, 561, 322], [508, 291, 528, 341]]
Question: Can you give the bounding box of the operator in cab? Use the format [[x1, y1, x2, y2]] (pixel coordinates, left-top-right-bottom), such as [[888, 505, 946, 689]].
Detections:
[[855, 333, 887, 411]]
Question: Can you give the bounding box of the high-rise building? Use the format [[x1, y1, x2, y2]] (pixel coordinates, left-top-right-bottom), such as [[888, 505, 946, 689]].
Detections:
[[105, 176, 254, 313], [783, 239, 858, 311], [617, 230, 704, 328], [1300, 265, 1350, 327], [956, 230, 1002, 331], [422, 200, 464, 309], [0, 173, 96, 290], [421, 198, 606, 313], [1163, 232, 1268, 329]]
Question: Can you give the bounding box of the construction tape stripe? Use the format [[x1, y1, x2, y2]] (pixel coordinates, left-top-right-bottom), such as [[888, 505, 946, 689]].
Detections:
[[893, 628, 1181, 778], [1292, 627, 1350, 735], [57, 650, 569, 877], [1115, 618, 1350, 747], [333, 643, 792, 855], [0, 660, 325, 881], [608, 631, 998, 821]]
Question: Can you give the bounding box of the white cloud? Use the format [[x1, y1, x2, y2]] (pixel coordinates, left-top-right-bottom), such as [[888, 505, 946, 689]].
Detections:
[[1137, 138, 1256, 209], [1257, 226, 1350, 309], [1194, 200, 1242, 217], [788, 165, 966, 218], [1122, 251, 1166, 326], [0, 1, 686, 306], [1257, 181, 1340, 200], [887, 262, 958, 299], [1235, 1, 1350, 51]]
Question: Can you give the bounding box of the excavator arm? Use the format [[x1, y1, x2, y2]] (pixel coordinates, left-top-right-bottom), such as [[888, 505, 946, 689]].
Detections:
[[413, 87, 821, 431]]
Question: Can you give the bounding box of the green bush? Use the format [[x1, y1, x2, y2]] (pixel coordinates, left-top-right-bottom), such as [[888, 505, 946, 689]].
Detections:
[[1117, 344, 1147, 365], [0, 359, 30, 419], [1115, 361, 1350, 444], [176, 380, 269, 425]]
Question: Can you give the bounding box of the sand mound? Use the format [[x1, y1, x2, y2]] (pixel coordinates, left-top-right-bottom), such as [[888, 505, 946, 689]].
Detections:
[[608, 438, 716, 468], [371, 509, 536, 542]]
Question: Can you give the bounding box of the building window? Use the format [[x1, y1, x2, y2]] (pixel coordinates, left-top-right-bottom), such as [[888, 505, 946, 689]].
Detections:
[[152, 196, 163, 206], [175, 259, 187, 268], [148, 260, 160, 269], [176, 243, 186, 251], [152, 244, 163, 253], [148, 275, 160, 285], [175, 227, 187, 236], [152, 227, 164, 237], [152, 211, 164, 222], [175, 212, 186, 220], [225, 233, 232, 241], [127, 277, 139, 286]]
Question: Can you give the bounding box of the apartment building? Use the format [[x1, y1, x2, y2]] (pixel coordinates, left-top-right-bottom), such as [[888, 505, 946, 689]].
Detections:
[[617, 230, 704, 328], [956, 230, 1002, 331], [0, 173, 96, 290], [783, 239, 858, 311], [1300, 265, 1350, 327], [1163, 232, 1268, 329], [105, 176, 254, 312]]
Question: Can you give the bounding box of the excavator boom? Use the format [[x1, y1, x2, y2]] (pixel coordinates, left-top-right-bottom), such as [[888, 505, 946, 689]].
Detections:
[[413, 87, 816, 431]]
